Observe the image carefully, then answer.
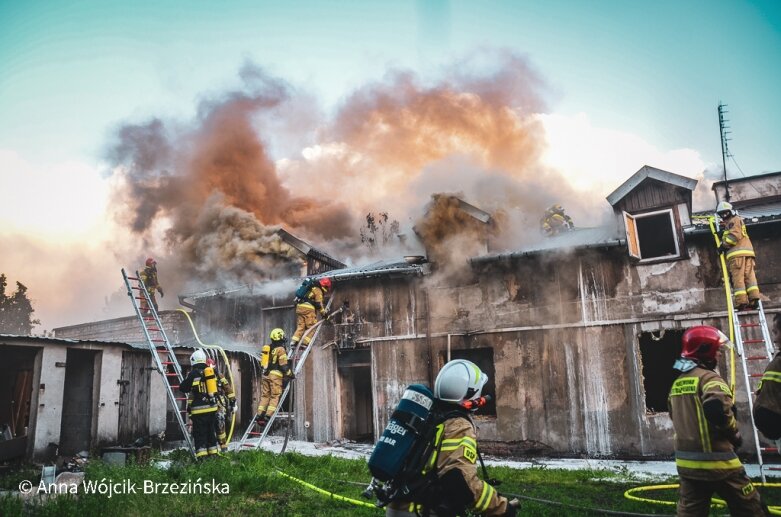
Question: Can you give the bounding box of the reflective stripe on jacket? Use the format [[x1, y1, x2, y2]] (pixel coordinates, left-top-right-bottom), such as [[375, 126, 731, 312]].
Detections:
[[179, 364, 218, 415], [297, 286, 326, 314], [721, 215, 755, 260], [668, 367, 742, 479], [264, 345, 291, 377]]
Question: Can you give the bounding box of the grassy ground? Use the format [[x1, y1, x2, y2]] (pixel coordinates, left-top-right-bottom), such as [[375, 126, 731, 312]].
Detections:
[[2, 450, 779, 516]]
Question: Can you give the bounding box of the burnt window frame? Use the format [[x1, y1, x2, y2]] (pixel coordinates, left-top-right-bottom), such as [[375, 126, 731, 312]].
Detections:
[[637, 329, 685, 413], [624, 207, 684, 263]]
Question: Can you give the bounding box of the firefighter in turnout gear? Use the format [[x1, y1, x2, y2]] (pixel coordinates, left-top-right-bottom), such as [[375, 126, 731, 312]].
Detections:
[[668, 326, 768, 516], [291, 277, 331, 347], [206, 358, 236, 452], [180, 349, 219, 458], [256, 328, 294, 429], [540, 204, 574, 236], [387, 360, 517, 517], [754, 314, 781, 441], [139, 257, 164, 314], [716, 201, 765, 310]]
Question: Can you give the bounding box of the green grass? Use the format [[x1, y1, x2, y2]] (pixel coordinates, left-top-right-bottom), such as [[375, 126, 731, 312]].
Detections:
[[2, 451, 781, 516]]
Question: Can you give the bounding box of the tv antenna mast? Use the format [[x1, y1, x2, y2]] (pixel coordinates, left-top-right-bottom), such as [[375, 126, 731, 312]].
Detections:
[[718, 102, 733, 201]]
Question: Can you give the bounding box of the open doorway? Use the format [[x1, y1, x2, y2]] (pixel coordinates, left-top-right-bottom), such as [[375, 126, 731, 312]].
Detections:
[[60, 349, 99, 455], [0, 345, 38, 461], [638, 329, 684, 412], [337, 349, 373, 442]]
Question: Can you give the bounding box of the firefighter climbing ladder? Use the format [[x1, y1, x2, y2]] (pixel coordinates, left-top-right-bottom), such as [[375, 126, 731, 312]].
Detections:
[[695, 215, 775, 482], [238, 297, 344, 451], [121, 268, 196, 458]]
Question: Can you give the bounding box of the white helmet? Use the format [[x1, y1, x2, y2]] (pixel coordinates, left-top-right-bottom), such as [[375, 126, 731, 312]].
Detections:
[[716, 201, 734, 216], [434, 359, 488, 403], [190, 348, 207, 365]]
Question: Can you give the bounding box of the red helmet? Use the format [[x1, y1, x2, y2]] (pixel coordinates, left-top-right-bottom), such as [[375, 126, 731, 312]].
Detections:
[[681, 325, 729, 364], [145, 257, 157, 267], [319, 277, 332, 290]]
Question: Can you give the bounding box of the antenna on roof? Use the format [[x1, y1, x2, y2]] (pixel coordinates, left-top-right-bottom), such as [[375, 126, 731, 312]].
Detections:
[[718, 102, 732, 201]]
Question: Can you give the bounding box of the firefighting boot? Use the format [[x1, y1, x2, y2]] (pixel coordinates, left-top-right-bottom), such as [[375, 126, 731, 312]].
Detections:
[[255, 414, 268, 429]]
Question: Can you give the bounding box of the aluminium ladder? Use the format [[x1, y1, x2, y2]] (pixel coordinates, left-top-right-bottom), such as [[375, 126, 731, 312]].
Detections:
[[121, 268, 196, 457], [238, 297, 344, 451]]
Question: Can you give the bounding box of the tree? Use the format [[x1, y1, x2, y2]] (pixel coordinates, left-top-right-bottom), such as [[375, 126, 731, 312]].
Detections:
[[359, 212, 400, 254], [0, 274, 40, 334]]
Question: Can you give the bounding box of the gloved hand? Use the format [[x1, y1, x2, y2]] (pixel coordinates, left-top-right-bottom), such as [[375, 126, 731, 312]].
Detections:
[[731, 431, 743, 450], [321, 310, 328, 319], [717, 244, 729, 254], [229, 399, 236, 410], [159, 288, 165, 298]]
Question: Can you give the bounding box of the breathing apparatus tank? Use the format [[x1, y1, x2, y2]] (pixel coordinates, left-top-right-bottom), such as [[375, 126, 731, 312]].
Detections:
[[203, 365, 218, 397], [260, 345, 271, 370], [368, 384, 434, 482]]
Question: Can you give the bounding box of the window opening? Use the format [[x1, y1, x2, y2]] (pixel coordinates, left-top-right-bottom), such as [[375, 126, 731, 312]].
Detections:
[[638, 329, 684, 412]]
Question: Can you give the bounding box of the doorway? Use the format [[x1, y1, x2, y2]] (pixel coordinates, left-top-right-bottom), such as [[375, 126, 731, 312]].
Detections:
[[59, 349, 98, 455], [337, 349, 374, 442]]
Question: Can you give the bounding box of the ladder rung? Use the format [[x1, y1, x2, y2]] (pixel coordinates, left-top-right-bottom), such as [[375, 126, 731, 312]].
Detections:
[[762, 447, 778, 453], [170, 385, 179, 389], [747, 356, 768, 360], [241, 443, 255, 447], [147, 328, 161, 332], [175, 397, 187, 401], [143, 317, 156, 321], [165, 372, 178, 376], [162, 361, 173, 365], [741, 323, 760, 327], [766, 467, 781, 471], [151, 339, 165, 342], [744, 339, 765, 344], [135, 297, 148, 300], [127, 276, 139, 281], [750, 373, 764, 378]]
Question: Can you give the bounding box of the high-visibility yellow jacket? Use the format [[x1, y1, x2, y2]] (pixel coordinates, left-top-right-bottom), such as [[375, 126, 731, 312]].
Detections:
[[668, 366, 742, 480], [721, 215, 755, 260], [754, 353, 781, 440]]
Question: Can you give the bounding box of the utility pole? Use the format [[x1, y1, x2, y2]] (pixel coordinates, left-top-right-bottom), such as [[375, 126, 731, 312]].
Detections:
[[718, 103, 732, 201]]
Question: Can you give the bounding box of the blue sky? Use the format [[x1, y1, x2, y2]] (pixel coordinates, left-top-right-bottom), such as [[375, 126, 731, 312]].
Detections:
[[1, 0, 780, 329], [1, 0, 779, 172]]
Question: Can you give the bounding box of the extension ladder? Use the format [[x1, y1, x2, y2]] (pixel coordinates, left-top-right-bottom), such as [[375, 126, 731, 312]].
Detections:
[[733, 301, 775, 482], [238, 297, 344, 451], [121, 268, 196, 457], [695, 215, 775, 481]]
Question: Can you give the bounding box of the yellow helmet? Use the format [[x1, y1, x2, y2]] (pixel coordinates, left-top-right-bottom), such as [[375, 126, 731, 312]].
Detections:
[[269, 328, 285, 342]]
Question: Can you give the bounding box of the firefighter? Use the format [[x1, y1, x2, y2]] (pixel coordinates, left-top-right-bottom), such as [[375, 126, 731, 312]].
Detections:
[[540, 204, 574, 236], [206, 358, 236, 452], [754, 314, 781, 441], [291, 277, 331, 348], [139, 257, 164, 314], [180, 349, 219, 459], [387, 359, 518, 517], [716, 201, 766, 310], [255, 328, 294, 429], [668, 325, 768, 516]]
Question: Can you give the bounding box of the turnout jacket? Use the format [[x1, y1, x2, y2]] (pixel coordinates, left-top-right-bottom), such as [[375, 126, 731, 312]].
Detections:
[[180, 363, 218, 415], [668, 366, 742, 480], [262, 344, 292, 378], [754, 352, 781, 440], [297, 285, 327, 316], [139, 265, 161, 291], [721, 214, 755, 260], [392, 411, 511, 516], [216, 374, 236, 409]]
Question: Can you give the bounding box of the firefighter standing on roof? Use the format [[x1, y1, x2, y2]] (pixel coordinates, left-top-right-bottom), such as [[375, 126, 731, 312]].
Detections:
[[206, 358, 236, 452], [180, 349, 219, 458], [291, 277, 331, 348], [256, 328, 294, 429], [540, 204, 574, 236], [387, 359, 517, 517], [753, 314, 781, 441], [716, 201, 765, 310], [668, 326, 768, 516], [139, 257, 164, 314]]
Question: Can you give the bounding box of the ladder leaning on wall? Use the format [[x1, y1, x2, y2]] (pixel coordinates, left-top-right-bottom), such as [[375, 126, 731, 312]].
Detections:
[[237, 296, 345, 451], [694, 215, 775, 482], [121, 268, 196, 458]]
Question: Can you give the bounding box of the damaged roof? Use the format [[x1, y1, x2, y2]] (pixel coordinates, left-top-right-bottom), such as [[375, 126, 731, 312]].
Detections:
[[311, 258, 429, 282], [690, 200, 781, 230], [276, 228, 346, 269], [471, 226, 624, 264], [606, 165, 697, 207]]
